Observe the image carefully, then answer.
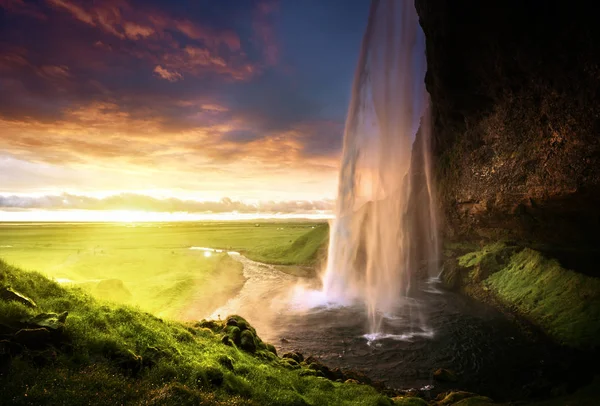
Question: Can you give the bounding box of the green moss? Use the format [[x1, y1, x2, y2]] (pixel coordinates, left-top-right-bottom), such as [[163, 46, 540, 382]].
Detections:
[[458, 241, 509, 269], [0, 259, 391, 405], [392, 396, 428, 405], [485, 248, 600, 348]]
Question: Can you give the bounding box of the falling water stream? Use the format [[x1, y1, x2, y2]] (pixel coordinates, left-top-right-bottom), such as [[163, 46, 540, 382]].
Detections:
[[321, 0, 438, 336]]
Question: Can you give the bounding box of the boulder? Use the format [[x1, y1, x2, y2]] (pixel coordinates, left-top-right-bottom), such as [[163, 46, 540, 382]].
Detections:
[[0, 286, 36, 308], [282, 351, 304, 363], [25, 312, 68, 331]]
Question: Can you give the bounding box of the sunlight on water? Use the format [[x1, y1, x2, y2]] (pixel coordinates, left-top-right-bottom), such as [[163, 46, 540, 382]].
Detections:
[[363, 329, 435, 345]]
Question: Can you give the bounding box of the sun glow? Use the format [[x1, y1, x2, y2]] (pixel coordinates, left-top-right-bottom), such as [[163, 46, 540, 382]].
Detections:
[[0, 209, 333, 222]]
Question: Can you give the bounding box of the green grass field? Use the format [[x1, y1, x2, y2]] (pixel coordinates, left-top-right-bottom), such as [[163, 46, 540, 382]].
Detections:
[[0, 222, 329, 320]]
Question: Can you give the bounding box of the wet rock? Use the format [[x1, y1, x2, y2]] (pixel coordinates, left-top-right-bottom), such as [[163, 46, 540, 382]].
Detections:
[[0, 286, 36, 308], [239, 330, 256, 353], [280, 337, 290, 343], [13, 328, 52, 349], [433, 368, 458, 382], [282, 351, 304, 363], [436, 391, 479, 405]]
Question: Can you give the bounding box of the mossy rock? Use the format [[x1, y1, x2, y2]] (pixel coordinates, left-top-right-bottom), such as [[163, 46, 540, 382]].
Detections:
[[265, 343, 277, 355], [239, 329, 257, 353], [437, 391, 480, 405], [225, 315, 256, 334], [282, 351, 304, 363], [224, 325, 241, 345], [195, 319, 221, 331], [392, 396, 428, 406]]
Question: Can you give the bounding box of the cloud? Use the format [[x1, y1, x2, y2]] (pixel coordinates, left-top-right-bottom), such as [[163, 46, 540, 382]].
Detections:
[[0, 193, 334, 214], [0, 0, 352, 200], [153, 65, 182, 82]]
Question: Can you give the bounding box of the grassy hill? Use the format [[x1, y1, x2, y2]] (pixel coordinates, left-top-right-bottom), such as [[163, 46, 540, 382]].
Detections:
[[0, 259, 394, 406]]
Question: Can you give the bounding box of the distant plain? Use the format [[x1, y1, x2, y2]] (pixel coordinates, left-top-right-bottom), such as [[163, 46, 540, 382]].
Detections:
[[0, 221, 328, 319]]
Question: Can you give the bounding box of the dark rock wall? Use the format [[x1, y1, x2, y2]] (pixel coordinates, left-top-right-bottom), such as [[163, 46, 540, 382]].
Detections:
[[414, 0, 600, 266], [415, 0, 600, 262]]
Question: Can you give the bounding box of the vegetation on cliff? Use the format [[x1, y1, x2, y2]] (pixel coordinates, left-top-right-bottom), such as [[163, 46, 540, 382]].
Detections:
[[442, 243, 600, 349]]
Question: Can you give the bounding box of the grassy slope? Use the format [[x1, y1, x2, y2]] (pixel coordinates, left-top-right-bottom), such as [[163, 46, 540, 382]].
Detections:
[[245, 224, 329, 266], [0, 260, 391, 406], [0, 222, 329, 319], [452, 244, 600, 348]]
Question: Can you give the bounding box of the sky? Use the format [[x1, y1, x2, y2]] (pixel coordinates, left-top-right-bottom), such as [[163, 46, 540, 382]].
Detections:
[[0, 0, 370, 218]]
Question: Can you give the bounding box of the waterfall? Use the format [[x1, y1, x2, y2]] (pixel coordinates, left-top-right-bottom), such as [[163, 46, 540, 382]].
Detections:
[[321, 0, 439, 334]]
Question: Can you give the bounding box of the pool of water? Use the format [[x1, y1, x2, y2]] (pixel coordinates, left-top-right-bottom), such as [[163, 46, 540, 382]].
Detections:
[[210, 255, 592, 401]]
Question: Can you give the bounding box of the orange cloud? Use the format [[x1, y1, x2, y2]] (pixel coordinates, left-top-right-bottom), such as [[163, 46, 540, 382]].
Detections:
[[153, 65, 182, 82]]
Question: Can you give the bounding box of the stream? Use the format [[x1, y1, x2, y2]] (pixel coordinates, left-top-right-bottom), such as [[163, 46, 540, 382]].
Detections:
[[208, 251, 586, 401]]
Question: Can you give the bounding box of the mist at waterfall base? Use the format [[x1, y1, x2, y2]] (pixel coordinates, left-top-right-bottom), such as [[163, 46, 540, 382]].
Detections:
[[293, 0, 439, 341]]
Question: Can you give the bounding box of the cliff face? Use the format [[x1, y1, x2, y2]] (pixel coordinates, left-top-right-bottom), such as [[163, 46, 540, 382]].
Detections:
[[415, 0, 600, 268]]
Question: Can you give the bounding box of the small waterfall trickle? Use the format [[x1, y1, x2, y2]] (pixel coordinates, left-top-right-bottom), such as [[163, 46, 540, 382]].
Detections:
[[321, 0, 439, 334]]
